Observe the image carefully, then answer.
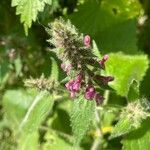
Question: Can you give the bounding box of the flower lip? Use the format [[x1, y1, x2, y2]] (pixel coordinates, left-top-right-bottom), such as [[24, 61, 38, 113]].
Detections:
[[84, 86, 95, 100]]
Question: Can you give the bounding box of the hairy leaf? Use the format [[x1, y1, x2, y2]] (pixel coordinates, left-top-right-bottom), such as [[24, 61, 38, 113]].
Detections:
[[122, 118, 150, 150], [18, 91, 54, 150], [70, 96, 96, 145], [20, 90, 54, 132], [2, 89, 34, 129], [110, 101, 150, 139], [110, 118, 133, 139]]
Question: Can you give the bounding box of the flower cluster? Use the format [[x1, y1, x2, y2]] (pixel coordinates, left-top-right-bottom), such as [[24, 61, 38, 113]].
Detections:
[[24, 75, 59, 93], [47, 19, 114, 105]]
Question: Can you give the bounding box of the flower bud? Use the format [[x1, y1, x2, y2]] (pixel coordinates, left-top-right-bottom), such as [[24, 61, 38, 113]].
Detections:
[[84, 35, 91, 48]]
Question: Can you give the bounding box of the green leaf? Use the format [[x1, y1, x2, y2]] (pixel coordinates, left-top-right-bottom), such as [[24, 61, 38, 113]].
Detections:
[[50, 57, 59, 81], [43, 132, 73, 150], [92, 40, 101, 58], [127, 80, 139, 102], [110, 101, 150, 139], [11, 0, 52, 35], [105, 53, 149, 96], [122, 118, 150, 150], [2, 89, 34, 129], [18, 91, 54, 150], [20, 90, 54, 132], [110, 118, 133, 139], [70, 96, 96, 145], [18, 132, 39, 150], [70, 0, 141, 54]]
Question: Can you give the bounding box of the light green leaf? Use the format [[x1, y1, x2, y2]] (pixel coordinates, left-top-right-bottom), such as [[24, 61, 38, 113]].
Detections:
[[110, 101, 150, 139], [18, 132, 39, 150], [18, 91, 54, 150], [105, 53, 149, 96], [127, 80, 139, 102], [43, 132, 73, 150], [20, 90, 54, 132], [2, 89, 34, 129], [92, 40, 101, 58], [110, 118, 133, 139], [11, 0, 52, 35], [122, 118, 150, 150], [71, 96, 96, 145], [70, 0, 141, 54], [50, 57, 59, 81]]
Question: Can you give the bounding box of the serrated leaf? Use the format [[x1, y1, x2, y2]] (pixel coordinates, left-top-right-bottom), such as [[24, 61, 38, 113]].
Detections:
[[11, 0, 52, 35], [50, 57, 59, 81], [105, 53, 149, 96], [127, 80, 139, 102], [122, 118, 150, 150], [70, 0, 141, 54], [70, 96, 96, 145]]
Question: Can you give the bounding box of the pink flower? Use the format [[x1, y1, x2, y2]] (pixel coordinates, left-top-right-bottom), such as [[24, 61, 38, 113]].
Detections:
[[99, 54, 109, 69], [65, 74, 82, 98], [95, 93, 104, 105], [96, 75, 114, 85], [84, 35, 91, 48], [84, 86, 95, 100]]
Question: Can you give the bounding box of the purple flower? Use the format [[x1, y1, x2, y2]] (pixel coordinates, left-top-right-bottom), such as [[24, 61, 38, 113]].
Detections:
[[96, 75, 114, 85], [99, 54, 109, 69], [65, 74, 82, 98], [84, 86, 95, 100], [94, 93, 104, 105], [84, 35, 91, 48]]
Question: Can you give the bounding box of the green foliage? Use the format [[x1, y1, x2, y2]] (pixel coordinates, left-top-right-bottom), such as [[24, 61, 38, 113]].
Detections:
[[18, 90, 54, 150], [70, 0, 141, 53], [122, 118, 150, 150], [2, 89, 34, 129], [11, 0, 52, 35], [43, 132, 73, 150], [50, 57, 59, 81], [1, 0, 150, 149], [105, 53, 149, 96], [71, 95, 96, 145], [110, 101, 150, 139], [127, 80, 139, 102], [20, 90, 54, 132], [110, 118, 134, 139]]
